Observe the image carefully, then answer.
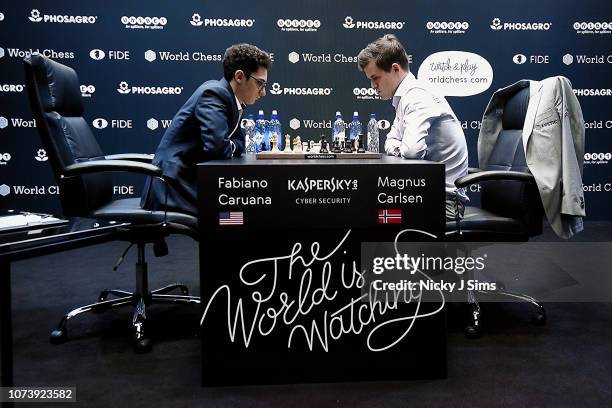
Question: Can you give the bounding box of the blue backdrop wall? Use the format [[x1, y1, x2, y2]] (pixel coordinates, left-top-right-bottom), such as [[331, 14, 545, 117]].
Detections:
[[1, 1, 611, 219]]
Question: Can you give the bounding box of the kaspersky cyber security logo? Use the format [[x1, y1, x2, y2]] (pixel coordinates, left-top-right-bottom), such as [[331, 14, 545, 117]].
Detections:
[[343, 16, 404, 30], [28, 8, 97, 24]]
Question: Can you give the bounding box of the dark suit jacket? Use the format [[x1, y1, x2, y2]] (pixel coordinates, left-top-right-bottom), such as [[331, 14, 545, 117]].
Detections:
[[141, 78, 244, 215]]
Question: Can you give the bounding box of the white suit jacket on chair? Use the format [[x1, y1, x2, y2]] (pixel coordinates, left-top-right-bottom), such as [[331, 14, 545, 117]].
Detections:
[[478, 76, 586, 239]]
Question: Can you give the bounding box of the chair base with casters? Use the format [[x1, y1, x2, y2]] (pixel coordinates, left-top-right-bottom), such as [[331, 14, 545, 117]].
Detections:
[[49, 227, 200, 353], [446, 168, 547, 338]]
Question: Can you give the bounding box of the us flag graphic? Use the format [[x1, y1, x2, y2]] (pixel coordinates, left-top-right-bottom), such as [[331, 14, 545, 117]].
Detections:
[[219, 211, 244, 226], [378, 209, 402, 224]]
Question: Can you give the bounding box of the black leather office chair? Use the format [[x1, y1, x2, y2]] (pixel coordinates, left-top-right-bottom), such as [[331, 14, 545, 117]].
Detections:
[[24, 53, 200, 352], [446, 87, 546, 338]]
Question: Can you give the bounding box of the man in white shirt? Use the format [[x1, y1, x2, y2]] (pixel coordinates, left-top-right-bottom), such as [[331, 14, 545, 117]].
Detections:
[[358, 34, 468, 220]]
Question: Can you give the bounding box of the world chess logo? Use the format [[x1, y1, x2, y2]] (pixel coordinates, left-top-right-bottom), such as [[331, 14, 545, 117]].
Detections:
[[490, 18, 502, 30], [0, 116, 8, 129], [144, 50, 156, 62], [289, 118, 301, 130], [29, 9, 42, 22], [147, 118, 158, 130], [0, 12, 5, 22], [0, 184, 10, 197], [270, 83, 282, 95], [288, 52, 299, 64], [117, 81, 131, 94], [0, 48, 4, 59], [92, 118, 109, 129], [89, 49, 105, 60], [35, 149, 48, 162], [343, 16, 355, 29], [563, 54, 574, 65], [190, 13, 203, 26]]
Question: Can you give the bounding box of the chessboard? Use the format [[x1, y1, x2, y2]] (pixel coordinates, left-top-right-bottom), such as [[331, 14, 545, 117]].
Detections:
[[256, 151, 384, 160]]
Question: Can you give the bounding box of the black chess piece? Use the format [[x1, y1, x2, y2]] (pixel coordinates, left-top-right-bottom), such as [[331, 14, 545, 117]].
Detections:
[[260, 141, 267, 152], [306, 140, 311, 152], [357, 133, 366, 153], [319, 135, 329, 153], [343, 138, 354, 153], [331, 139, 342, 153]]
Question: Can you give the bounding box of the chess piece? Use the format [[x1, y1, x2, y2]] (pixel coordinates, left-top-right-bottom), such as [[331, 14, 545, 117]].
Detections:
[[331, 138, 342, 153], [343, 138, 354, 153], [284, 134, 291, 152], [293, 136, 303, 152], [260, 140, 267, 152], [270, 133, 279, 152], [319, 135, 329, 153], [305, 140, 311, 152]]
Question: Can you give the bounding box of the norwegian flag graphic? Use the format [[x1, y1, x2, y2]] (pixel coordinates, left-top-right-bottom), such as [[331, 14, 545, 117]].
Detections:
[[378, 209, 402, 224]]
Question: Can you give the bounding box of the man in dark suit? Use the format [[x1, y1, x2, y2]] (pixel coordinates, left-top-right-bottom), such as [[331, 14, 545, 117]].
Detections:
[[141, 43, 272, 215]]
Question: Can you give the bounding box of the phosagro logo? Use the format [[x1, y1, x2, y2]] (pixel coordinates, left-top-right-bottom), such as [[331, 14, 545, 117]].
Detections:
[[28, 8, 97, 24], [353, 87, 381, 100], [490, 17, 551, 31], [426, 21, 469, 34], [277, 18, 321, 32], [0, 84, 25, 93], [573, 88, 612, 97], [190, 12, 255, 28], [269, 82, 333, 96], [121, 16, 168, 30], [0, 152, 11, 165], [80, 84, 95, 97], [35, 149, 48, 162], [343, 16, 404, 30], [585, 152, 612, 164], [117, 81, 183, 95], [574, 22, 612, 35]]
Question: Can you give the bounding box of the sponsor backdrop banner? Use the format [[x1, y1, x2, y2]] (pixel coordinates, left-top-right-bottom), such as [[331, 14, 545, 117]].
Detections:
[[0, 0, 611, 219]]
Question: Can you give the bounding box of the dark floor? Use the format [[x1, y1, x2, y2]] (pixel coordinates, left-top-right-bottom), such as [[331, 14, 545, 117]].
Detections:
[[6, 223, 612, 407]]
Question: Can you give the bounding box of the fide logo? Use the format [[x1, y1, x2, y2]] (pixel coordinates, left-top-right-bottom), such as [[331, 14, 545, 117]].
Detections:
[[92, 118, 108, 129], [190, 13, 203, 26], [28, 9, 42, 22], [270, 83, 282, 95], [513, 54, 527, 64], [0, 12, 5, 22], [35, 149, 48, 162], [90, 49, 105, 60]]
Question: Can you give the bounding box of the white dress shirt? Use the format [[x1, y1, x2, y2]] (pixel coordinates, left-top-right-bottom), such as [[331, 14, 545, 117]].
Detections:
[[384, 72, 468, 201], [229, 95, 243, 153]]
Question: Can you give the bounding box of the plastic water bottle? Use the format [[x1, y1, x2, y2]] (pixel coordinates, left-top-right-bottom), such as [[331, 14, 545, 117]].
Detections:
[[367, 113, 379, 153], [332, 112, 345, 145], [269, 110, 282, 150], [254, 110, 266, 152], [349, 112, 362, 141], [244, 113, 256, 154]]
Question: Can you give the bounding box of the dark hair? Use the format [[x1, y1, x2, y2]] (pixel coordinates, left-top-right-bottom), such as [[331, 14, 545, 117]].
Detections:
[[223, 43, 272, 81], [357, 34, 409, 72]]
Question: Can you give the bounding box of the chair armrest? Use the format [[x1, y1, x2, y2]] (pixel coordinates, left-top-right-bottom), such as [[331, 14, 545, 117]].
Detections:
[[467, 167, 483, 174], [62, 160, 162, 178], [455, 170, 535, 188], [104, 153, 154, 163]]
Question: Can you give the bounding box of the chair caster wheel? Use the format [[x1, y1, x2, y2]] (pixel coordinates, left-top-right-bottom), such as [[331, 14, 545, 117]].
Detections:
[[134, 338, 152, 354], [50, 329, 67, 344], [534, 310, 547, 325], [180, 287, 189, 296], [464, 325, 481, 338]]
